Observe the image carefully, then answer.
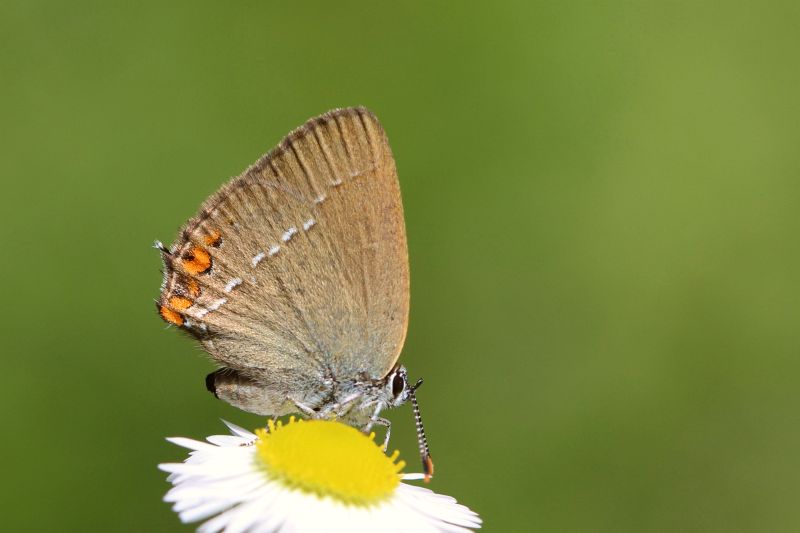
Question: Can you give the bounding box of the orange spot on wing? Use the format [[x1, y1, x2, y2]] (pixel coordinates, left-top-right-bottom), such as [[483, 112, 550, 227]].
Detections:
[[182, 246, 212, 274], [168, 296, 193, 310], [203, 229, 222, 247], [159, 305, 184, 326], [187, 278, 201, 298]]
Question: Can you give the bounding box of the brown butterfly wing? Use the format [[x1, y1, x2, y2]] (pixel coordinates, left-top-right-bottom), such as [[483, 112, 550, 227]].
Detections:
[[157, 108, 409, 393]]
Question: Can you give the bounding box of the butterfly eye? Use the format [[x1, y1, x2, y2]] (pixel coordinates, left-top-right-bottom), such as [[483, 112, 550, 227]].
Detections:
[[392, 372, 406, 398]]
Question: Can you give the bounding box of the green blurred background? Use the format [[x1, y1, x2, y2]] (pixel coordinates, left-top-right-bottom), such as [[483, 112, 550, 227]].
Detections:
[[2, 1, 799, 531]]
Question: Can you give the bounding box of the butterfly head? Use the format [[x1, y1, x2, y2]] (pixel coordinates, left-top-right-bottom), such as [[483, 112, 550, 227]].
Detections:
[[384, 365, 412, 407], [382, 365, 434, 481]]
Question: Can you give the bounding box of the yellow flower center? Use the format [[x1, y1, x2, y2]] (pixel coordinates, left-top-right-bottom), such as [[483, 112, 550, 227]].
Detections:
[[254, 418, 405, 506]]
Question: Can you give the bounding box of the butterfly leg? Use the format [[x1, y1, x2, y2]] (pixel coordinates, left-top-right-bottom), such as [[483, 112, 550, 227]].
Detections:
[[363, 402, 385, 433], [366, 417, 392, 451], [319, 391, 363, 419], [291, 399, 319, 418], [362, 401, 392, 450]]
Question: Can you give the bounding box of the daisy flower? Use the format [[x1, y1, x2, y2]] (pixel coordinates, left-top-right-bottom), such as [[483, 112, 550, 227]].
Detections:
[[159, 418, 482, 532]]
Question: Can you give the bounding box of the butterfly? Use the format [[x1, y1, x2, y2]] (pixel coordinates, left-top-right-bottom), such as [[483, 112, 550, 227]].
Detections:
[[155, 107, 433, 479]]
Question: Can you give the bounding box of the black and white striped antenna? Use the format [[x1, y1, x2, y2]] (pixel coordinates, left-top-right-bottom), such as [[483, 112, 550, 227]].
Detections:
[[409, 378, 434, 482]]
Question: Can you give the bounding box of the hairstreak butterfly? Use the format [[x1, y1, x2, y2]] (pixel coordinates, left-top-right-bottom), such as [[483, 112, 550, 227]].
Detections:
[[155, 107, 433, 479]]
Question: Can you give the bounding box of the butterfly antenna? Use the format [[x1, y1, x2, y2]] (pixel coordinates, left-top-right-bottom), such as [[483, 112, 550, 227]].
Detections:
[[409, 378, 434, 482]]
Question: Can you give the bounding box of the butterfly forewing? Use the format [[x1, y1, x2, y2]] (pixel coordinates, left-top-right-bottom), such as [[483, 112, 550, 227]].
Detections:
[[158, 108, 410, 395]]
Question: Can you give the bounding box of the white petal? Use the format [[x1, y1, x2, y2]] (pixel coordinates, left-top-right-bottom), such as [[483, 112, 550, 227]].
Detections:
[[179, 497, 240, 523], [396, 484, 482, 529], [198, 485, 278, 533], [166, 437, 217, 451], [207, 435, 252, 447], [222, 419, 257, 439]]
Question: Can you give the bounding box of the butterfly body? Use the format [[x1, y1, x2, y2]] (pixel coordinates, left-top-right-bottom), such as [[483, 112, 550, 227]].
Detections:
[[205, 361, 408, 426]]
